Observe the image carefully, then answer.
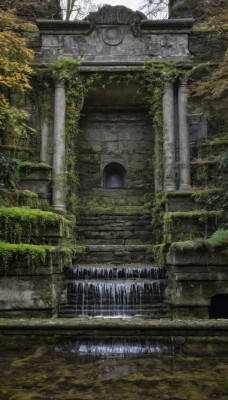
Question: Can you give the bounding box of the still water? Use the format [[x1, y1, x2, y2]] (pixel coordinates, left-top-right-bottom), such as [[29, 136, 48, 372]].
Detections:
[[0, 336, 228, 400]]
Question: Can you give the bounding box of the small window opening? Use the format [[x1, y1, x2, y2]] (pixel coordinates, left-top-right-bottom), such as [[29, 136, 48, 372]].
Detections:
[[209, 294, 228, 318], [103, 162, 125, 189]]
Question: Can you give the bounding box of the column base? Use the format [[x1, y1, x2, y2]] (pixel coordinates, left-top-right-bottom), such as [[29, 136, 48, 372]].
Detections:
[[179, 184, 191, 191], [53, 204, 66, 211], [164, 184, 176, 191]]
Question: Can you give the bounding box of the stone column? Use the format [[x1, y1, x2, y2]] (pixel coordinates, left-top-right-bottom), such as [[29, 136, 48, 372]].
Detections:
[[178, 78, 191, 190], [52, 80, 66, 211], [40, 119, 49, 163], [154, 128, 162, 192], [163, 81, 176, 191]]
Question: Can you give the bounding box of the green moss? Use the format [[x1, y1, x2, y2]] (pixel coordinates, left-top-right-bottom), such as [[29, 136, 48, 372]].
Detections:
[[208, 229, 228, 252], [18, 161, 52, 170], [0, 242, 74, 271], [0, 242, 50, 271], [163, 211, 221, 243], [0, 206, 70, 243], [149, 243, 169, 266], [74, 244, 86, 254], [170, 229, 228, 255]]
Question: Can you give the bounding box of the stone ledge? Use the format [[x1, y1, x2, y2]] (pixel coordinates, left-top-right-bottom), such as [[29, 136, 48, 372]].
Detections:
[[0, 318, 227, 337]]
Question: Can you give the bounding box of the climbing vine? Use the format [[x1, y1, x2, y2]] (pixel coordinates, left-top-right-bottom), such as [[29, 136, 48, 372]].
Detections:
[[33, 60, 189, 216], [49, 60, 101, 214]]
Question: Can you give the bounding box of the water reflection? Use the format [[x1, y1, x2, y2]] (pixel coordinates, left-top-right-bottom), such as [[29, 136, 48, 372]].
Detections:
[[55, 338, 175, 358], [0, 337, 228, 400]]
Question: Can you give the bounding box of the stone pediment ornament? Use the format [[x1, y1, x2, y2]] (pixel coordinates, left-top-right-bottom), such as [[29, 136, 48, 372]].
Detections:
[[85, 5, 147, 36], [102, 26, 123, 46]]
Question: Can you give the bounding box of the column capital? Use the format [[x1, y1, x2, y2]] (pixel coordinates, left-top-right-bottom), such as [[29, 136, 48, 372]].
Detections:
[[179, 77, 188, 86], [55, 79, 65, 89]]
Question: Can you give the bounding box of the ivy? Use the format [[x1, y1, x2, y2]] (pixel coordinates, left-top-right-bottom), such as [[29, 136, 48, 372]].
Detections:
[[207, 150, 228, 228], [0, 155, 19, 190], [48, 60, 102, 214]]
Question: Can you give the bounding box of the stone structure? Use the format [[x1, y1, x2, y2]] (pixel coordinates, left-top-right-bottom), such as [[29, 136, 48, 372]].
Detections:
[[169, 0, 227, 20], [36, 5, 194, 207], [0, 2, 227, 319], [1, 0, 62, 21]]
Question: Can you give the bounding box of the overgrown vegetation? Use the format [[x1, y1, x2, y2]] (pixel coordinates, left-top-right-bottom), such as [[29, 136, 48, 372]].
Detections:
[[0, 8, 36, 143], [0, 155, 19, 189], [0, 207, 70, 243], [190, 10, 228, 130], [207, 150, 228, 228], [0, 242, 50, 271]]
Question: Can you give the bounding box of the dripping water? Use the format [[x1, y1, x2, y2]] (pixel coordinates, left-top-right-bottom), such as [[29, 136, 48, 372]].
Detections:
[[65, 265, 166, 318]]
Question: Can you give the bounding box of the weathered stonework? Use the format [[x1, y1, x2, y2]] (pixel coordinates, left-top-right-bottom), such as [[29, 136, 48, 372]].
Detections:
[[36, 7, 193, 64], [1, 0, 62, 21]]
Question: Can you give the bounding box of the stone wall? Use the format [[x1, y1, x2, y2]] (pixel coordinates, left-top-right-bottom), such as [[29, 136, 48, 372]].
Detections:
[[1, 0, 62, 21], [169, 0, 227, 20], [78, 84, 154, 193], [166, 243, 228, 318]]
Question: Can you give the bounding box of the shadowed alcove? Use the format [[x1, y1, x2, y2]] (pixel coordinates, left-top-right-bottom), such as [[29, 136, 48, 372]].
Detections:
[[103, 162, 126, 189], [209, 294, 228, 318]]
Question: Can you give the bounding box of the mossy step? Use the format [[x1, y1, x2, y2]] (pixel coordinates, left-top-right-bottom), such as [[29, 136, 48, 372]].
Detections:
[[190, 159, 219, 187], [0, 242, 72, 274], [0, 189, 49, 210], [165, 190, 216, 212], [0, 207, 72, 245], [163, 210, 221, 243], [0, 144, 38, 162], [19, 162, 52, 180], [190, 138, 228, 159], [79, 189, 148, 208], [78, 207, 151, 216], [73, 244, 154, 264], [18, 162, 52, 201]]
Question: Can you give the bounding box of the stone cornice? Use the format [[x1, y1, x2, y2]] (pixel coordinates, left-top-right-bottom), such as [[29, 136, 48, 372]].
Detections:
[[36, 19, 91, 35], [36, 18, 194, 35], [140, 18, 194, 33]]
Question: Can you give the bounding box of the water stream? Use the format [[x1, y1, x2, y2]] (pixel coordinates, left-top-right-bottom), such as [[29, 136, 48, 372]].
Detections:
[[64, 265, 167, 317]]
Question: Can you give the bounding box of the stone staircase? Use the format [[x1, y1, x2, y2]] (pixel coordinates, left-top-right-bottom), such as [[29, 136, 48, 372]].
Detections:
[[77, 211, 153, 245]]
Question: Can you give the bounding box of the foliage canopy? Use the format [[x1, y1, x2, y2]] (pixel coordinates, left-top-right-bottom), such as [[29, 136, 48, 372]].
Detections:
[[0, 8, 36, 141]]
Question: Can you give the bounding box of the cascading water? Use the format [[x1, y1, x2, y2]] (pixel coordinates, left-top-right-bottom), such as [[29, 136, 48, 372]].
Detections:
[[63, 265, 167, 318]]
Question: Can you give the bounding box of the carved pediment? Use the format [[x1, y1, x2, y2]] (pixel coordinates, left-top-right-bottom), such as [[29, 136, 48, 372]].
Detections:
[[85, 5, 147, 25]]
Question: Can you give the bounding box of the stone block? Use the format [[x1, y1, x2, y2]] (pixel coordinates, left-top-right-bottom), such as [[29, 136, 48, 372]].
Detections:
[[0, 274, 62, 313]]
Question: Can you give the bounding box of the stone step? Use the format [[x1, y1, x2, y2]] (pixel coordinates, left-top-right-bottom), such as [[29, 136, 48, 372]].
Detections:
[[163, 210, 221, 243], [164, 190, 219, 212], [77, 211, 153, 244], [0, 206, 72, 245], [190, 159, 218, 187], [190, 138, 228, 159], [19, 162, 52, 201], [78, 188, 151, 212], [58, 303, 171, 318], [73, 245, 154, 264]]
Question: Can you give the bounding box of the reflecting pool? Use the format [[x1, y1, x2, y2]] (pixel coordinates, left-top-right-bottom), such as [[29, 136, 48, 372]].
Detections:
[[0, 336, 228, 400]]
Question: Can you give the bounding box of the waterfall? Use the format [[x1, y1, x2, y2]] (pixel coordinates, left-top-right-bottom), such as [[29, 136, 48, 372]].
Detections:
[[65, 265, 166, 318]]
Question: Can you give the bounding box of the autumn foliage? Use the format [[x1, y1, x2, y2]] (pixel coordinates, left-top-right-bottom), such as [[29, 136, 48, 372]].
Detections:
[[0, 8, 36, 141]]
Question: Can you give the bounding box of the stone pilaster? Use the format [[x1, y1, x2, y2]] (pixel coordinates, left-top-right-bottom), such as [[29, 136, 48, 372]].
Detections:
[[178, 78, 191, 190], [163, 81, 176, 191], [154, 128, 162, 192], [40, 119, 49, 163], [52, 80, 66, 211]]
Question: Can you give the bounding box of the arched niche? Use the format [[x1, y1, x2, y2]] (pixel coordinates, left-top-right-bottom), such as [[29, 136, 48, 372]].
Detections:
[[209, 294, 228, 318], [103, 162, 126, 189]]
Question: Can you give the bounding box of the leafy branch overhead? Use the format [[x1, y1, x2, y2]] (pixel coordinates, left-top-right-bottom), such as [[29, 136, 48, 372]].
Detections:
[[0, 8, 36, 140]]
